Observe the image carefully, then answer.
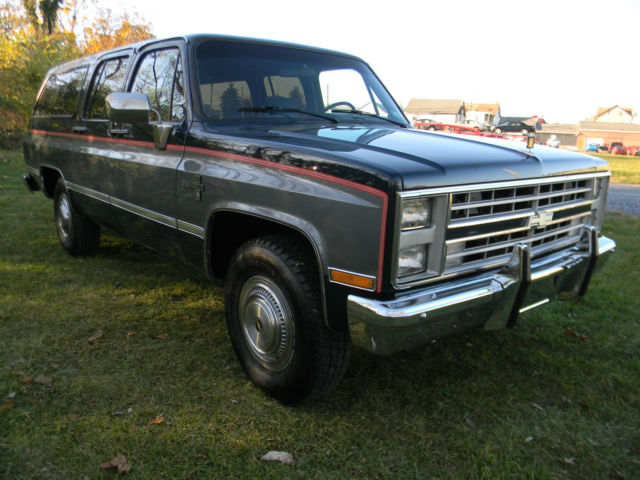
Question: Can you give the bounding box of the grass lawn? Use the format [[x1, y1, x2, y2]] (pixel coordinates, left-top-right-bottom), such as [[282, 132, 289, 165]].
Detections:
[[1, 148, 639, 479], [591, 153, 640, 184]]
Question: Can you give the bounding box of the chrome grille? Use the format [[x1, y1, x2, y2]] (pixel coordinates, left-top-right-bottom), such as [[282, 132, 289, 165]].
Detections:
[[444, 176, 605, 275]]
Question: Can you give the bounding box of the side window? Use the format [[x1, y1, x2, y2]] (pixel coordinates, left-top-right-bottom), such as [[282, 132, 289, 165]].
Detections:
[[131, 48, 185, 123], [34, 66, 88, 117], [319, 68, 385, 117], [85, 56, 130, 119]]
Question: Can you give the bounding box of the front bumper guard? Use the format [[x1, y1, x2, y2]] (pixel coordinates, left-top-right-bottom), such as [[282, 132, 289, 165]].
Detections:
[[347, 227, 615, 355]]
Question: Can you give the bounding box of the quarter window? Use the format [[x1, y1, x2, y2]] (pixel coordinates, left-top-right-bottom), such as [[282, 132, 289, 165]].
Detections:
[[131, 48, 185, 123], [34, 66, 88, 117], [85, 56, 130, 119]]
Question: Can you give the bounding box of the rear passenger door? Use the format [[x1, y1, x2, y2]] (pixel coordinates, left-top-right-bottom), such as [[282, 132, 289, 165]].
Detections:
[[108, 43, 188, 256]]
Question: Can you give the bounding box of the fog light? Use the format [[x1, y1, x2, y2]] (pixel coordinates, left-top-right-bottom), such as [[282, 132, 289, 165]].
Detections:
[[398, 244, 427, 277]]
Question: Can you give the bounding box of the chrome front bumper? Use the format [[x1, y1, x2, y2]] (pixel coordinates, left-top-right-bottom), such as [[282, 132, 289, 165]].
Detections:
[[347, 228, 615, 355]]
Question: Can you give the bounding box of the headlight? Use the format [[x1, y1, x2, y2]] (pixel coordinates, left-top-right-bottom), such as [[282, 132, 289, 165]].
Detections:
[[397, 244, 427, 277], [401, 197, 431, 230], [394, 193, 448, 287]]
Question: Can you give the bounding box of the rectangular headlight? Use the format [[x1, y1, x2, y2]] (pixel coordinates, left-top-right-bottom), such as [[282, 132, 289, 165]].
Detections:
[[397, 244, 427, 277], [401, 197, 431, 230]]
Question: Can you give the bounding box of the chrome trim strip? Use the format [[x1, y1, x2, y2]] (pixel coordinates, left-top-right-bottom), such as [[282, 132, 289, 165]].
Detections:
[[328, 267, 376, 292], [446, 226, 531, 245], [110, 197, 177, 229], [449, 211, 533, 229], [400, 172, 610, 198], [66, 181, 110, 204], [177, 220, 205, 239], [519, 298, 549, 313]]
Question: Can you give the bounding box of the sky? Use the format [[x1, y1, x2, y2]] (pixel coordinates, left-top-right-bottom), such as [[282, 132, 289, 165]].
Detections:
[[107, 0, 640, 124]]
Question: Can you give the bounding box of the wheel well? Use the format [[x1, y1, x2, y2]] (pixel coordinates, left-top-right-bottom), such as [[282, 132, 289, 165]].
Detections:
[[207, 211, 319, 280], [40, 167, 61, 198]]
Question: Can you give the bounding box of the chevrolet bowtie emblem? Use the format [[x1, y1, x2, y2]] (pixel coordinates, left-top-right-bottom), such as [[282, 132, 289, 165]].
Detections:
[[529, 210, 554, 228]]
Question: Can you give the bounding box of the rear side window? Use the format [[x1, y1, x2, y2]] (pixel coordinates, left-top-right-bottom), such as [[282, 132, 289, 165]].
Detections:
[[34, 66, 88, 117], [131, 48, 185, 123], [85, 56, 130, 119]]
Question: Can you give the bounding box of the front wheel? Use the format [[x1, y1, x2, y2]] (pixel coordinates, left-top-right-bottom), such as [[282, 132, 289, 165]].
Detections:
[[224, 235, 350, 403], [53, 179, 100, 256]]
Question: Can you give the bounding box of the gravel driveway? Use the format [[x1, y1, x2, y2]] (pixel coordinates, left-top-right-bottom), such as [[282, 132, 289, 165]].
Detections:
[[607, 184, 640, 214]]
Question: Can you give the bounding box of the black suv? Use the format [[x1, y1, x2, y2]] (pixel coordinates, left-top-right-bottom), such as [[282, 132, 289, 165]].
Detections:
[[23, 34, 615, 402]]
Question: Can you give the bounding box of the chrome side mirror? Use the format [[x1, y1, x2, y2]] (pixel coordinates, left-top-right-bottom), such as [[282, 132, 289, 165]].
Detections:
[[106, 92, 151, 125], [105, 92, 173, 150]]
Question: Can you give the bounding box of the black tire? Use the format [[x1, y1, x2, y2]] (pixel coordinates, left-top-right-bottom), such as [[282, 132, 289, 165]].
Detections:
[[224, 235, 350, 404], [53, 179, 100, 256]]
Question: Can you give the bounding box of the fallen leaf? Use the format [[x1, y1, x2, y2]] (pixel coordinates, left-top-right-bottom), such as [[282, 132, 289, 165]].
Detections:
[[613, 469, 626, 479], [260, 451, 295, 466], [88, 330, 104, 344], [34, 376, 53, 385], [564, 457, 576, 465], [524, 436, 534, 443], [99, 454, 132, 474], [127, 332, 137, 337], [150, 416, 164, 425], [1, 400, 14, 412], [7, 392, 17, 400], [50, 363, 59, 370], [153, 334, 168, 340], [531, 403, 545, 412], [564, 327, 587, 342], [22, 377, 33, 383]]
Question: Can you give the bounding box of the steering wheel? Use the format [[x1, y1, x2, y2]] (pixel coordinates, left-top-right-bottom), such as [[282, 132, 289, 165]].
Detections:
[[324, 101, 356, 112]]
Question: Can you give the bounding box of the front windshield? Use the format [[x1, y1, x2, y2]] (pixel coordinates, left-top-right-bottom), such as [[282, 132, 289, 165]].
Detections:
[[195, 40, 407, 125]]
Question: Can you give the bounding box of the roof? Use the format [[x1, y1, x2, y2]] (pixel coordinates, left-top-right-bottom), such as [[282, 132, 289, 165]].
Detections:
[[464, 103, 500, 115], [596, 105, 633, 117], [579, 121, 640, 132], [48, 34, 363, 74], [404, 99, 464, 115], [539, 123, 578, 135]]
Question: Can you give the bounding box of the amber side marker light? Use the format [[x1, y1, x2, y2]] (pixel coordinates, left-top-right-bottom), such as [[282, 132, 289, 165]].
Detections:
[[527, 134, 536, 149], [329, 269, 375, 290]]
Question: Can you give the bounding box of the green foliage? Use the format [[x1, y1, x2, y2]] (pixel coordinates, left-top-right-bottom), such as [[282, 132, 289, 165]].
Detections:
[[0, 0, 153, 149]]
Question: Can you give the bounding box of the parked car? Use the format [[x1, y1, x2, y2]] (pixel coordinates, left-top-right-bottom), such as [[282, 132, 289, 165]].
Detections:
[[597, 145, 610, 153], [413, 118, 442, 130], [492, 121, 535, 134], [626, 145, 640, 156], [23, 34, 616, 403], [586, 144, 599, 152], [610, 142, 627, 155], [460, 119, 489, 131]]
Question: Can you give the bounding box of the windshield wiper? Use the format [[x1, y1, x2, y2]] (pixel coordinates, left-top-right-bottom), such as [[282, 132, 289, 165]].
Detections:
[[329, 108, 408, 128], [239, 106, 338, 124]]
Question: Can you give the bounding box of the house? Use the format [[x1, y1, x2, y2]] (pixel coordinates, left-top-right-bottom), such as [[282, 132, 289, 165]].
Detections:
[[464, 102, 500, 126], [404, 99, 465, 124], [593, 106, 635, 124], [577, 121, 640, 149]]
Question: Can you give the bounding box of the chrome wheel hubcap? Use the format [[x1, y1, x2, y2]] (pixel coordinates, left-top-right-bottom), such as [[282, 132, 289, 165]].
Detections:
[[239, 275, 294, 371], [56, 193, 72, 241]]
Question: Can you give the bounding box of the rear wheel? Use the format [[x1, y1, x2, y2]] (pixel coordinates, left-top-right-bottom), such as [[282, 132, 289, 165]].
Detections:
[[53, 179, 100, 256], [224, 235, 350, 403]]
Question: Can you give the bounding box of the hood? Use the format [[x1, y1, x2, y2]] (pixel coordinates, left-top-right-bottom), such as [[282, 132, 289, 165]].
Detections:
[[207, 122, 609, 190]]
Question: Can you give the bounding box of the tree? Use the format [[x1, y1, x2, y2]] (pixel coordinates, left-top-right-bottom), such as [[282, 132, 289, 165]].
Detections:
[[81, 8, 153, 55], [0, 0, 154, 148]]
